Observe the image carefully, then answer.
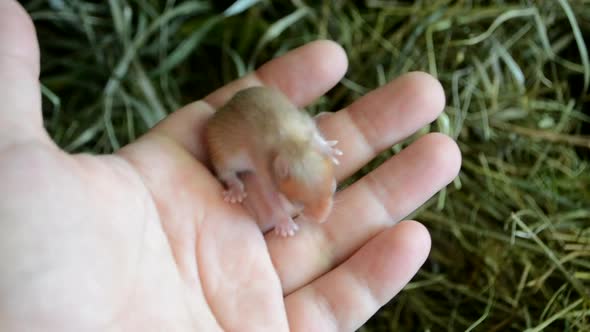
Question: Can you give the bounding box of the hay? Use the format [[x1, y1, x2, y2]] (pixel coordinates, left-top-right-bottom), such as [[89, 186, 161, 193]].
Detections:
[[24, 0, 589, 330]]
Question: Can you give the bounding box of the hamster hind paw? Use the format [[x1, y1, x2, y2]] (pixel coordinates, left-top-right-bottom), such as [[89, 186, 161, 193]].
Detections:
[[274, 218, 299, 237], [222, 184, 247, 203]]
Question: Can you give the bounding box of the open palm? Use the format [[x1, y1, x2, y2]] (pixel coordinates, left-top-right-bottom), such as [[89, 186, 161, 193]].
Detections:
[[0, 1, 461, 331]]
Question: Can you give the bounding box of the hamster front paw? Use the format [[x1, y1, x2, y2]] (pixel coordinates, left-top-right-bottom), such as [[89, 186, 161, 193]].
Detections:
[[313, 132, 343, 165]]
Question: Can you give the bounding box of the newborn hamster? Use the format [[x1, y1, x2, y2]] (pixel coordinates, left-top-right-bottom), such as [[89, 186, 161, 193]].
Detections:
[[205, 86, 341, 236]]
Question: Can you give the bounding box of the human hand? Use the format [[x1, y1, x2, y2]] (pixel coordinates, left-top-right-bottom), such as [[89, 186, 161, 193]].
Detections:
[[0, 1, 461, 331]]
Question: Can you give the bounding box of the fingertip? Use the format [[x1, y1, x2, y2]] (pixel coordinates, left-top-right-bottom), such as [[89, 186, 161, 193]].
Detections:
[[0, 1, 48, 149], [399, 71, 446, 124], [0, 0, 40, 77], [310, 39, 349, 82], [394, 220, 432, 263], [419, 132, 462, 183], [203, 40, 349, 110], [365, 220, 431, 298], [257, 39, 348, 106]]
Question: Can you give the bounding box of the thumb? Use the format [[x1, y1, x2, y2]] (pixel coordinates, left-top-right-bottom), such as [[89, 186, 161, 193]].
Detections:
[[0, 0, 51, 149]]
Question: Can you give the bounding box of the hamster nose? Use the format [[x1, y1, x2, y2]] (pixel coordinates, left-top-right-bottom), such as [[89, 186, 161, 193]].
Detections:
[[303, 199, 333, 224]]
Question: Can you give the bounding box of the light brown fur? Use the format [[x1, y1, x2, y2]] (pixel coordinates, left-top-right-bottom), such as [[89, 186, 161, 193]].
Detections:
[[205, 86, 339, 235]]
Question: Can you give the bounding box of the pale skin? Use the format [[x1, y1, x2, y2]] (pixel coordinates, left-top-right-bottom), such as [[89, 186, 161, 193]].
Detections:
[[0, 1, 461, 331]]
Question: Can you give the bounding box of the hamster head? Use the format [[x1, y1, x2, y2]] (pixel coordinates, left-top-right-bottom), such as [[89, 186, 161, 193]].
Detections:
[[272, 145, 336, 224]]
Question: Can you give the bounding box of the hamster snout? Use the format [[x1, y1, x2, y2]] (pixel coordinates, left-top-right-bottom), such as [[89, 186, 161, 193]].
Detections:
[[280, 173, 337, 225], [300, 195, 334, 224]]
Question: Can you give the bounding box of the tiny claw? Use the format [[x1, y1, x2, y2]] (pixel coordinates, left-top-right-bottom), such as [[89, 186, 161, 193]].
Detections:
[[274, 217, 299, 237], [326, 140, 339, 147], [222, 188, 247, 203], [313, 133, 343, 166], [314, 111, 332, 120]]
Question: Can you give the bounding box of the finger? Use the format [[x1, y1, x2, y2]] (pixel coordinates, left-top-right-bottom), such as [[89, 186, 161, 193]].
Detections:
[[204, 40, 348, 109], [269, 133, 461, 293], [0, 0, 49, 148], [144, 40, 348, 160], [285, 221, 431, 332], [316, 71, 446, 181]]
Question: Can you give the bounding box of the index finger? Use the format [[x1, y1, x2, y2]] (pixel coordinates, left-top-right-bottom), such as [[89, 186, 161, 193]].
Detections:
[[142, 40, 348, 161]]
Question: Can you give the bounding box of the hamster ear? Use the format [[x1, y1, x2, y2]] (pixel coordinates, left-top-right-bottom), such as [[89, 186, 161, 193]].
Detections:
[[273, 153, 290, 180]]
